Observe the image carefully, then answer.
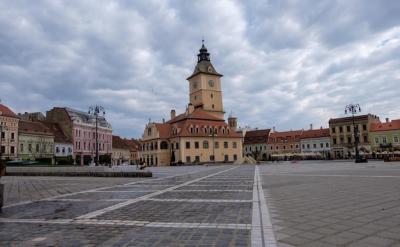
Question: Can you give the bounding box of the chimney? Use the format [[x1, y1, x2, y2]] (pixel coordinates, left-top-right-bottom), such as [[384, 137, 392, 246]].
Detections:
[[310, 124, 313, 130], [170, 109, 176, 120], [188, 103, 194, 114], [386, 118, 389, 123]]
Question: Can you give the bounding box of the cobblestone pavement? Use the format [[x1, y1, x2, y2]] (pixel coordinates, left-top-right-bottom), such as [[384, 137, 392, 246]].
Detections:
[[2, 161, 399, 246], [260, 160, 400, 247], [0, 165, 256, 246], [1, 165, 217, 206]]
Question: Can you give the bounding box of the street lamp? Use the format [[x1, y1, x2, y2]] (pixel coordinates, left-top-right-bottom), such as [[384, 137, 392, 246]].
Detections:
[[88, 105, 105, 166], [345, 104, 363, 163]]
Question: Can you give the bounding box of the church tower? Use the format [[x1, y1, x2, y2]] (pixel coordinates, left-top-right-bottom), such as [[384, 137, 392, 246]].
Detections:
[[187, 41, 225, 119]]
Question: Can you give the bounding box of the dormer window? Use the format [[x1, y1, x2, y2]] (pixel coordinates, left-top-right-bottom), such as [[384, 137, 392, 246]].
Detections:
[[208, 66, 213, 72]]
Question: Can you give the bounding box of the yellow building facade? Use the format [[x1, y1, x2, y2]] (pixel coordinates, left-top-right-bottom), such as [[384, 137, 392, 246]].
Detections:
[[140, 42, 242, 166]]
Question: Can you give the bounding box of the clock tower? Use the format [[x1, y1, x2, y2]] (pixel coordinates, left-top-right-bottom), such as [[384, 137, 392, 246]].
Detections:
[[187, 41, 225, 119]]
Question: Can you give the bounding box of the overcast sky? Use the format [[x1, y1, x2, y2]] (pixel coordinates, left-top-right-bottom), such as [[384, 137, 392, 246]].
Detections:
[[1, 0, 400, 138]]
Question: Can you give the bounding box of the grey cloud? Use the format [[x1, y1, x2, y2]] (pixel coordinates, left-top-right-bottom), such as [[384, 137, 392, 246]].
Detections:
[[0, 0, 399, 138]]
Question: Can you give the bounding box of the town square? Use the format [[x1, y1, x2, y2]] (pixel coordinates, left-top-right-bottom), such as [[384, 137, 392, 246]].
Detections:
[[1, 0, 400, 246]]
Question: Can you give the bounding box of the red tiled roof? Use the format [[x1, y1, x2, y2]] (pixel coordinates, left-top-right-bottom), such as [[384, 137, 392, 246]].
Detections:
[[167, 108, 224, 124], [0, 104, 18, 118], [267, 130, 303, 144], [40, 121, 72, 143], [370, 119, 400, 132], [154, 123, 172, 139], [300, 128, 330, 139], [244, 129, 270, 144], [124, 139, 140, 151], [328, 114, 379, 124], [112, 135, 130, 149], [18, 121, 54, 136]]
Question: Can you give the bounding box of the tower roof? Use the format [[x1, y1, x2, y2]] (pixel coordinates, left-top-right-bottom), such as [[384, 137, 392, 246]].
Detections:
[[187, 40, 223, 80]]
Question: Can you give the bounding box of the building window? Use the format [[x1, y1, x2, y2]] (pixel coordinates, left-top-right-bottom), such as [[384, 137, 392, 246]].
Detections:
[[195, 156, 200, 162], [1, 146, 4, 154], [347, 126, 351, 132], [203, 141, 209, 149], [283, 146, 286, 150], [28, 144, 32, 152], [363, 135, 368, 143], [331, 127, 336, 133], [160, 141, 168, 149], [211, 93, 213, 99], [56, 147, 60, 153], [147, 128, 152, 136], [382, 136, 387, 144], [333, 138, 337, 145], [326, 143, 329, 147], [212, 104, 214, 109], [186, 142, 190, 149], [224, 142, 228, 148], [10, 146, 15, 154], [20, 143, 24, 152], [62, 147, 65, 153], [375, 137, 379, 144], [215, 141, 219, 149], [210, 155, 215, 161], [307, 144, 310, 149], [195, 141, 199, 149], [11, 132, 15, 140], [36, 144, 40, 152], [339, 126, 343, 133], [186, 156, 191, 163], [340, 137, 344, 144], [224, 155, 229, 162], [68, 147, 72, 153], [175, 143, 179, 149], [234, 154, 237, 161], [233, 142, 237, 148], [363, 124, 367, 131], [271, 146, 273, 150], [347, 137, 352, 144], [320, 143, 323, 148], [394, 136, 399, 143], [302, 144, 305, 149]]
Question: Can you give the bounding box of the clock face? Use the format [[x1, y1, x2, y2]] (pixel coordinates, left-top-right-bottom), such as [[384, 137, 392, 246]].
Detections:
[[192, 81, 198, 89], [208, 80, 214, 87]]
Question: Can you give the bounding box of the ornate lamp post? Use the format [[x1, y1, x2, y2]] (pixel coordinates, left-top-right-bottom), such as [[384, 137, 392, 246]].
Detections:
[[345, 104, 362, 163], [88, 105, 105, 166]]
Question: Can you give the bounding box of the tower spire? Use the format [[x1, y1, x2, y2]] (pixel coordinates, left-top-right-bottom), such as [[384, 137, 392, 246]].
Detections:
[[197, 39, 210, 62]]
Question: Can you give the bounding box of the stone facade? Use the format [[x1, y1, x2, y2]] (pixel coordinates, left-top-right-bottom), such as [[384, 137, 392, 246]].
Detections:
[[268, 130, 303, 160], [329, 114, 380, 158], [0, 104, 19, 160], [369, 119, 400, 156], [243, 129, 270, 161], [300, 128, 331, 158], [112, 135, 131, 166], [18, 121, 54, 163], [40, 121, 73, 164]]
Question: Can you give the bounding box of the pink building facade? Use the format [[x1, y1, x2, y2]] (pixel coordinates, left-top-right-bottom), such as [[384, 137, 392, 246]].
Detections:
[[46, 107, 112, 165]]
